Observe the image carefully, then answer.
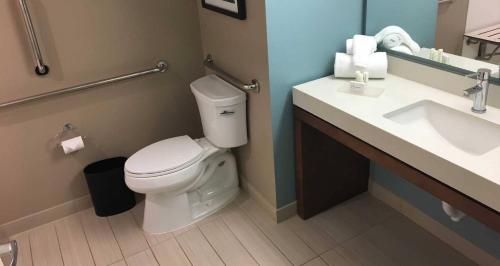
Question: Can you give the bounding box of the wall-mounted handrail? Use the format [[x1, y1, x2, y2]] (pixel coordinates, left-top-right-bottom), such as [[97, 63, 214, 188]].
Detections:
[[18, 0, 49, 75], [0, 240, 17, 266], [438, 0, 453, 5], [204, 54, 260, 93], [0, 61, 168, 109]]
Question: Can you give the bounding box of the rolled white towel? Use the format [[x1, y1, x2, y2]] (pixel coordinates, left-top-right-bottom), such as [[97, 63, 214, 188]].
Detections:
[[390, 44, 413, 55], [352, 35, 378, 68], [334, 52, 388, 79], [346, 39, 353, 54], [375, 26, 420, 53]]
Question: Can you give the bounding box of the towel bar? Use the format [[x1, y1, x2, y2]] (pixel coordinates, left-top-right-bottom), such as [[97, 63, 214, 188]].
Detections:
[[0, 61, 168, 109], [204, 54, 260, 93], [18, 0, 49, 75]]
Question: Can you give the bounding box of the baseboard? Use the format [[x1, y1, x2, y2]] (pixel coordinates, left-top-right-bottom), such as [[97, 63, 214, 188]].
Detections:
[[239, 175, 280, 222], [0, 195, 92, 238], [276, 201, 297, 222], [369, 181, 499, 266]]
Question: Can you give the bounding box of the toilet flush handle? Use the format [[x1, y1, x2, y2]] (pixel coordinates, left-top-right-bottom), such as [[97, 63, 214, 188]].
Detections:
[[220, 110, 235, 116]]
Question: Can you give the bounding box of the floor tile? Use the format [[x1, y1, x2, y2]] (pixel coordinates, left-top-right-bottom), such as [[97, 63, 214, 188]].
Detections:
[[363, 214, 476, 266], [29, 223, 63, 266], [241, 200, 316, 265], [199, 218, 258, 265], [222, 209, 291, 266], [320, 247, 361, 266], [176, 227, 224, 266], [303, 257, 328, 266], [109, 261, 126, 266], [54, 214, 95, 266], [282, 215, 337, 255], [151, 238, 191, 266], [80, 209, 123, 266], [311, 203, 372, 243], [108, 211, 149, 257], [126, 249, 158, 266], [341, 234, 398, 266]]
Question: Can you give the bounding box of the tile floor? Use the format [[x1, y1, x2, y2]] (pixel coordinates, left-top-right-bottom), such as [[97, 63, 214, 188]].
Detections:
[[9, 193, 476, 266]]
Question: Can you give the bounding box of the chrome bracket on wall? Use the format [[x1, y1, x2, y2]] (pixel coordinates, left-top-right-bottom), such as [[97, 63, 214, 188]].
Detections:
[[204, 54, 260, 93], [18, 0, 49, 75]]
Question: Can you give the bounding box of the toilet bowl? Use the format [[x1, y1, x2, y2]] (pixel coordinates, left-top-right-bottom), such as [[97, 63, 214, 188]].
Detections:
[[125, 75, 247, 234]]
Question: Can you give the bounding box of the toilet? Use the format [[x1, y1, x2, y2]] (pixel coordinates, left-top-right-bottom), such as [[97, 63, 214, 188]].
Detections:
[[125, 74, 247, 234]]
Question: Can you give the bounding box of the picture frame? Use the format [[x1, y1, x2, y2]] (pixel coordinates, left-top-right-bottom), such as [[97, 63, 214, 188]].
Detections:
[[202, 0, 246, 20]]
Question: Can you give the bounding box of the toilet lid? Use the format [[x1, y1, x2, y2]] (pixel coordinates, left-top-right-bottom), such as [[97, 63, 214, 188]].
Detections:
[[125, 136, 204, 176]]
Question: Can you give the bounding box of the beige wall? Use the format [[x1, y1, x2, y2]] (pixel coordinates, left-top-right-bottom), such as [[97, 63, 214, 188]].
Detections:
[[197, 1, 277, 208], [465, 0, 500, 32], [435, 0, 469, 54], [0, 0, 204, 227]]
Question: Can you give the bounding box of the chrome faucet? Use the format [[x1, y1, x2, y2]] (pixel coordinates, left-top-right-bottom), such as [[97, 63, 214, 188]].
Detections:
[[463, 68, 491, 114]]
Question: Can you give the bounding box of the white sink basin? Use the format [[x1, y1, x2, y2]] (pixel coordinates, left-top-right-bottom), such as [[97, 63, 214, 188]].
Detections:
[[384, 100, 500, 155]]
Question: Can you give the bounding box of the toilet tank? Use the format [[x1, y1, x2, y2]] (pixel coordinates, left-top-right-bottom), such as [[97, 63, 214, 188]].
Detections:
[[191, 75, 247, 148]]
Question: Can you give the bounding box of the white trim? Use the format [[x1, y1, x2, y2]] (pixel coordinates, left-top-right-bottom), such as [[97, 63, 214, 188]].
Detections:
[[0, 195, 92, 238], [369, 181, 500, 266]]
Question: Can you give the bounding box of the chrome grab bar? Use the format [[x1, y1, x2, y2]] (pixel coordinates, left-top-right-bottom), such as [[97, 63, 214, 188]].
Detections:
[[0, 240, 17, 266], [438, 0, 453, 5], [0, 61, 168, 109], [204, 54, 260, 93], [18, 0, 49, 75]]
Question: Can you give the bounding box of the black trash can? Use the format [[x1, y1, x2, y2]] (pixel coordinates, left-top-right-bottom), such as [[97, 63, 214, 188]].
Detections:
[[84, 157, 136, 217]]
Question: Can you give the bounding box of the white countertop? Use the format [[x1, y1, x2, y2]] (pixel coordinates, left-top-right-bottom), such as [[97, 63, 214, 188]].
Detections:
[[293, 74, 500, 212]]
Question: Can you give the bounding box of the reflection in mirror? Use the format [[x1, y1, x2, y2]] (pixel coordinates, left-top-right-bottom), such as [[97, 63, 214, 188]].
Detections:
[[364, 0, 500, 82]]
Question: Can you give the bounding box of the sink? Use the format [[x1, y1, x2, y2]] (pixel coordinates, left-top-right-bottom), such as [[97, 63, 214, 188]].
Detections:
[[384, 100, 500, 155]]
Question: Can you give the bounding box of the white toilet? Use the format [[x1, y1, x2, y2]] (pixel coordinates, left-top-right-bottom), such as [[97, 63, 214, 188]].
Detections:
[[125, 74, 247, 234]]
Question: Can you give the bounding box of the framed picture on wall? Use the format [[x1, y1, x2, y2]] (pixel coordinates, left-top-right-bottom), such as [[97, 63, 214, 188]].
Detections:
[[202, 0, 246, 20]]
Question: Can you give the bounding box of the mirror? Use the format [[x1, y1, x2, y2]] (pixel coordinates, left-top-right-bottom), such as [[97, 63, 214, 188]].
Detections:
[[364, 0, 500, 84]]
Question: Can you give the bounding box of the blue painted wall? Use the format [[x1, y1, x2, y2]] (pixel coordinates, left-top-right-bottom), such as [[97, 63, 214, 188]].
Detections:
[[265, 0, 365, 207], [365, 0, 438, 48], [372, 162, 500, 259]]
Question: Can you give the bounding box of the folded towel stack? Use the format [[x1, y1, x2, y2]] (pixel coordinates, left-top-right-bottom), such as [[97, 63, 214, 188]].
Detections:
[[335, 52, 387, 78], [335, 34, 388, 79], [352, 35, 378, 68]]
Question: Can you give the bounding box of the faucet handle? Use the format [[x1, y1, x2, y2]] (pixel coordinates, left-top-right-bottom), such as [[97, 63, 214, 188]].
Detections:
[[467, 69, 491, 80], [477, 68, 491, 81]]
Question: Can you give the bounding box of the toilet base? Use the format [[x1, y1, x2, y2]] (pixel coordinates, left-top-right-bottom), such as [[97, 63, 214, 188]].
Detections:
[[142, 187, 239, 234], [142, 152, 239, 234]]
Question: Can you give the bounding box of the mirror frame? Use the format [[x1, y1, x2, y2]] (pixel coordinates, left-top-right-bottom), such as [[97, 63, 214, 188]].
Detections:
[[362, 0, 500, 85]]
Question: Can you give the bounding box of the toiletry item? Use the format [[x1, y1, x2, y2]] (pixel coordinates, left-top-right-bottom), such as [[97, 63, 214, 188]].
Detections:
[[339, 83, 385, 97], [352, 35, 378, 68], [350, 81, 367, 90], [334, 52, 388, 79], [437, 49, 444, 63], [375, 26, 421, 53], [442, 54, 450, 64], [355, 71, 364, 82], [61, 136, 85, 154], [363, 72, 369, 83], [429, 48, 437, 61]]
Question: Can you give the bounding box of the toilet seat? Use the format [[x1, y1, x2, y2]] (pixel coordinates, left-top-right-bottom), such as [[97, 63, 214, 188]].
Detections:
[[124, 137, 222, 194], [125, 135, 204, 177]]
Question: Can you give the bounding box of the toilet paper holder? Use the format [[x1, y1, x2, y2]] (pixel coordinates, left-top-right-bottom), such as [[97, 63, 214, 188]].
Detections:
[[55, 123, 87, 146]]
